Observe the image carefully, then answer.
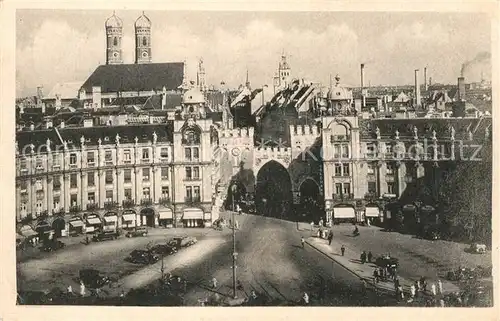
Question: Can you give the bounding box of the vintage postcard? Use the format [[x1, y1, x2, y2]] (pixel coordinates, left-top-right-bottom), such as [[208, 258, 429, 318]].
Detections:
[[0, 1, 498, 320]]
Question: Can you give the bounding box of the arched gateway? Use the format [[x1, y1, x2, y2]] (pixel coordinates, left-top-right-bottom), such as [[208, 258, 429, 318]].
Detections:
[[255, 160, 293, 219]]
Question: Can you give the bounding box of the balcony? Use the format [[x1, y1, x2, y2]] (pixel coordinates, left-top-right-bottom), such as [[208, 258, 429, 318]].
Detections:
[[140, 198, 153, 206], [105, 160, 114, 166], [104, 201, 118, 210], [141, 158, 150, 164], [364, 192, 378, 201], [69, 163, 78, 169], [87, 162, 95, 168], [184, 198, 201, 206], [158, 197, 171, 206], [86, 203, 98, 211], [123, 159, 132, 164], [333, 194, 354, 201], [122, 199, 136, 208], [160, 157, 169, 163]]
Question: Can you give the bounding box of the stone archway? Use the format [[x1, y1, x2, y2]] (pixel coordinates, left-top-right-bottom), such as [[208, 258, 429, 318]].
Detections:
[[299, 178, 322, 221], [51, 217, 66, 238], [255, 160, 293, 219]]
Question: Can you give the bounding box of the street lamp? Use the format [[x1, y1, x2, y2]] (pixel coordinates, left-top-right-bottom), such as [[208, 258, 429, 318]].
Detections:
[[231, 184, 238, 299]]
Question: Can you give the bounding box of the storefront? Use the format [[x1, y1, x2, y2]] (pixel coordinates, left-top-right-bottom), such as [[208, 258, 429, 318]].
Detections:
[[85, 214, 103, 233], [121, 210, 137, 229], [158, 208, 174, 228], [51, 216, 66, 237], [182, 208, 204, 228], [365, 205, 381, 224], [103, 212, 118, 231], [332, 205, 356, 225], [68, 216, 85, 236], [140, 208, 157, 227]]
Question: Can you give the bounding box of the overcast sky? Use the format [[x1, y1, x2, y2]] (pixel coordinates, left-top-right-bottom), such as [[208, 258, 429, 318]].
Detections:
[[16, 10, 492, 97]]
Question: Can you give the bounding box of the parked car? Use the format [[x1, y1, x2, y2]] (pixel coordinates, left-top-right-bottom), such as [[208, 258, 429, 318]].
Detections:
[[125, 227, 148, 238], [375, 255, 399, 269], [92, 231, 120, 242], [40, 240, 65, 252], [469, 243, 487, 254], [418, 225, 441, 240], [150, 244, 178, 256], [79, 269, 111, 289], [127, 250, 160, 265], [172, 236, 198, 248]]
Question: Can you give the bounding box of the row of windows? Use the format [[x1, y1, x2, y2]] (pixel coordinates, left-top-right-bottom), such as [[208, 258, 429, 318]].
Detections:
[[333, 182, 396, 196]]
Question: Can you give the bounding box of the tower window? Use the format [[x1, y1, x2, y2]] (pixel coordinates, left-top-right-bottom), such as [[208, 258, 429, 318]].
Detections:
[[143, 36, 147, 46], [113, 37, 118, 46]]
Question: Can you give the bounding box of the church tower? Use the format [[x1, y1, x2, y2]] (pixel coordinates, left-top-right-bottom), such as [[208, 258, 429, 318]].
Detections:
[[105, 11, 123, 65], [135, 12, 152, 64], [197, 58, 206, 92], [278, 52, 291, 89]]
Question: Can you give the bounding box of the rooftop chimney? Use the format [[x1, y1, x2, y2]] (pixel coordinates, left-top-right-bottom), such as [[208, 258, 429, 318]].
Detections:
[[414, 69, 421, 108], [458, 77, 466, 101], [424, 67, 428, 91]]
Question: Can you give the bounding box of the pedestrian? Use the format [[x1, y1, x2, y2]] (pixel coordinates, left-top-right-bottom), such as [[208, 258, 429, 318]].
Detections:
[[367, 251, 373, 263], [79, 281, 86, 296], [373, 269, 379, 283], [302, 292, 309, 305], [398, 285, 404, 300], [310, 221, 314, 231], [319, 219, 323, 227], [340, 245, 345, 256], [211, 277, 218, 289], [379, 267, 385, 281], [431, 283, 437, 296], [439, 298, 445, 307], [67, 285, 73, 294], [327, 231, 333, 245], [360, 251, 367, 264], [301, 237, 305, 249], [235, 220, 239, 230], [437, 279, 443, 295], [410, 284, 416, 301]]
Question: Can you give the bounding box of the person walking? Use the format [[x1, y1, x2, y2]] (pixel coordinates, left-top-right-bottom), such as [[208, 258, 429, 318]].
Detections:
[[301, 237, 305, 249], [79, 281, 86, 296], [360, 251, 367, 264], [437, 279, 443, 295], [409, 284, 416, 302], [302, 292, 310, 305], [310, 221, 314, 231], [340, 245, 346, 256], [367, 251, 373, 263], [211, 277, 218, 289], [373, 269, 379, 283], [327, 231, 333, 245], [431, 283, 437, 297]]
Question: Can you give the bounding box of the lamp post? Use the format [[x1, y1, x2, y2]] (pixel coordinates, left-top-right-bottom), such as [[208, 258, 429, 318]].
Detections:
[[231, 184, 238, 299]]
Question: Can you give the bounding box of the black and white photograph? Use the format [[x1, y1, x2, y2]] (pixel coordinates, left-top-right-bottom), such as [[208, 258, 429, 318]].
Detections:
[[5, 3, 496, 312]]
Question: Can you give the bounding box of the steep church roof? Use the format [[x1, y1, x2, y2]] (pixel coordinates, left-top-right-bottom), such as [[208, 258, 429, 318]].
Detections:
[[81, 63, 184, 93]]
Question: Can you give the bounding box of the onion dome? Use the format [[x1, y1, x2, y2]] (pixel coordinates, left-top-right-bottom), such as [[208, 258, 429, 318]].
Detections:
[[105, 11, 123, 28], [135, 12, 151, 28]]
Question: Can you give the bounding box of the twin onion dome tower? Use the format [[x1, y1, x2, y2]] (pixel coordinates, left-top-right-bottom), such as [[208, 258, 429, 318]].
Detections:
[[105, 11, 152, 65]]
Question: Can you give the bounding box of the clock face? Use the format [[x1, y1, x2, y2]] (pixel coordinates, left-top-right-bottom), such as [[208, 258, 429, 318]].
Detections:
[[113, 52, 119, 58], [142, 51, 148, 58]]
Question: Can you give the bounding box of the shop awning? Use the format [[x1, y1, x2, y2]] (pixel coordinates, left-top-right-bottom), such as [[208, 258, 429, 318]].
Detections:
[[86, 217, 102, 225], [20, 225, 37, 237], [104, 216, 118, 223], [365, 207, 380, 217], [183, 208, 204, 220], [122, 213, 136, 222], [159, 209, 173, 219], [333, 207, 355, 219], [69, 220, 84, 228]]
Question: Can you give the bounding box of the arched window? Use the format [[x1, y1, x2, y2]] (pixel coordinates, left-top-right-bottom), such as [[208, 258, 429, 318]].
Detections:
[[113, 37, 118, 46], [182, 127, 201, 145], [143, 36, 147, 46]]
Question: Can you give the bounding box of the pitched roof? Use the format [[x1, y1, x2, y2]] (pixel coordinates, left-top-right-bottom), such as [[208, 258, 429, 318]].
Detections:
[[81, 63, 184, 93]]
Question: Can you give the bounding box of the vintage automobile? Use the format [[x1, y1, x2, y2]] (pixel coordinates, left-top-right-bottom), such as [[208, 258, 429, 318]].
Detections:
[[79, 269, 111, 289], [469, 243, 487, 254], [127, 250, 160, 265], [39, 240, 65, 252], [172, 236, 198, 248], [150, 243, 178, 256], [125, 226, 149, 238], [92, 230, 120, 242], [375, 255, 399, 269], [418, 225, 441, 240]]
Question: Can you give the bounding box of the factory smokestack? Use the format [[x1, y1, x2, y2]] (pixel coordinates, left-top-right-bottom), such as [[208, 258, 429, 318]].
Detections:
[[414, 69, 421, 108], [424, 67, 428, 91], [360, 64, 365, 89], [457, 77, 466, 101]]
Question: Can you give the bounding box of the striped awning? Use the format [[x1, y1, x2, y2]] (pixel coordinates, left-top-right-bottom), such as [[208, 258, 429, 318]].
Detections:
[[159, 209, 173, 219], [86, 217, 102, 225], [365, 207, 380, 218], [69, 220, 84, 228], [183, 208, 203, 220]]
